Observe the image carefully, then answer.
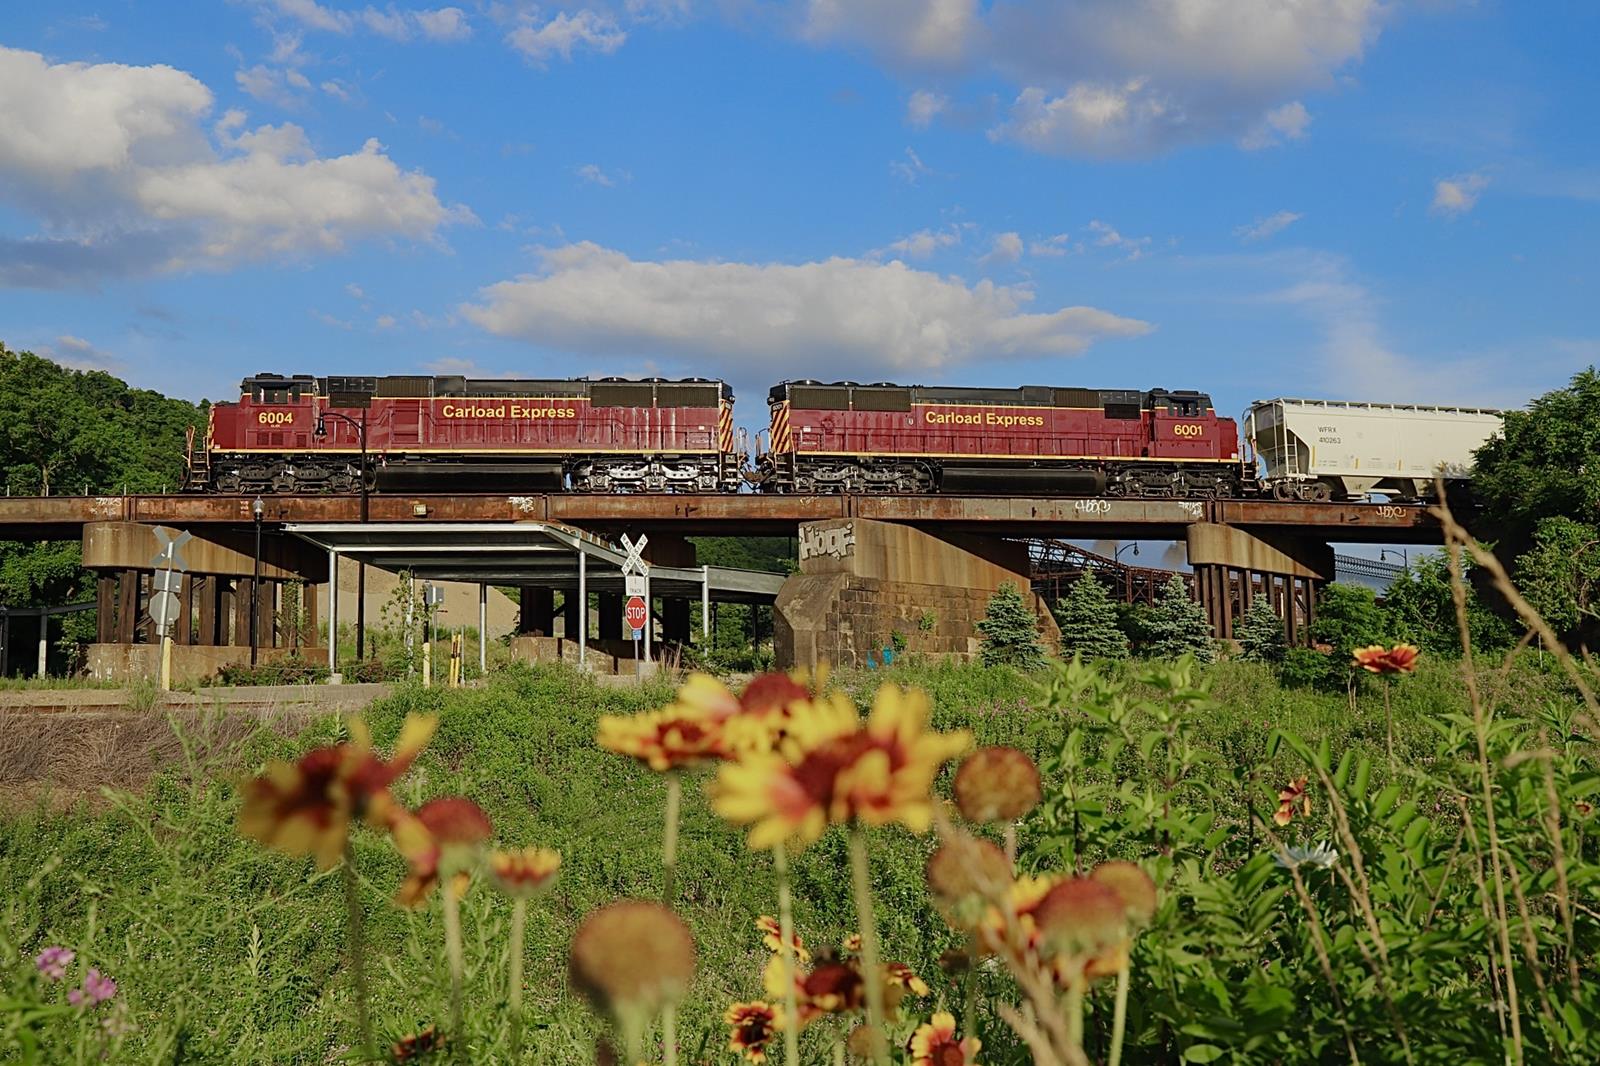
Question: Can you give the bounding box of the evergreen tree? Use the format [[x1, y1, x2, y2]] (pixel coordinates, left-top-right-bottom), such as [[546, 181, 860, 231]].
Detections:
[[1237, 596, 1287, 663], [1148, 575, 1216, 662], [976, 582, 1048, 671], [1053, 570, 1129, 661]]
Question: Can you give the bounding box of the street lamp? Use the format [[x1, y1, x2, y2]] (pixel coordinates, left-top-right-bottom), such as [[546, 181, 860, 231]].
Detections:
[[1379, 548, 1409, 569], [1113, 543, 1141, 563], [250, 495, 264, 667], [316, 409, 370, 660]]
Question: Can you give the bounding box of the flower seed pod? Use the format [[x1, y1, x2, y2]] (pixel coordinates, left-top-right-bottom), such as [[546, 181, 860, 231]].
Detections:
[[1089, 860, 1158, 928], [926, 836, 1012, 929], [570, 901, 696, 1026]]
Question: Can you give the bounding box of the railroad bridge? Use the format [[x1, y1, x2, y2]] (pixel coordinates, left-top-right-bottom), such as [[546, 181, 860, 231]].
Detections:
[[0, 492, 1439, 678]]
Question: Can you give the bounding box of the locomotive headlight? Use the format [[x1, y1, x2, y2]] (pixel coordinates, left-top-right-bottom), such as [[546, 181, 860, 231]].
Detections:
[[315, 415, 327, 435]]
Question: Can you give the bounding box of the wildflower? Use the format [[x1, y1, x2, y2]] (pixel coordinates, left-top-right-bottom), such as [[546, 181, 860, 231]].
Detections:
[[597, 706, 726, 771], [1275, 841, 1340, 870], [761, 954, 923, 1028], [390, 1025, 446, 1062], [67, 968, 117, 1007], [1274, 777, 1311, 827], [1577, 800, 1595, 819], [714, 686, 971, 850], [841, 932, 862, 955], [755, 915, 810, 964], [34, 946, 74, 982], [884, 961, 930, 997], [927, 837, 1012, 929], [1034, 878, 1128, 962], [953, 747, 1041, 824], [725, 1001, 779, 1062], [100, 1000, 134, 1039], [394, 797, 494, 908], [1351, 643, 1421, 674], [909, 1011, 982, 1066], [238, 714, 437, 869], [489, 846, 561, 898], [570, 901, 696, 1026]]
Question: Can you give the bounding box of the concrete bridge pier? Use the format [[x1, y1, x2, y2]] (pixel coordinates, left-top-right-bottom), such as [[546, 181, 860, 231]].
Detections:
[[518, 586, 556, 636], [1185, 523, 1334, 645], [775, 518, 1059, 670]]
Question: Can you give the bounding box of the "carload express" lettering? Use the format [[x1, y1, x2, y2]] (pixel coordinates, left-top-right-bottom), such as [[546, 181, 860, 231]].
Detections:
[[441, 404, 579, 419], [923, 409, 1045, 428]]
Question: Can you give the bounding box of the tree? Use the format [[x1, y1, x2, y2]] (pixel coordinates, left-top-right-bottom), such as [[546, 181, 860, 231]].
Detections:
[[1237, 597, 1287, 663], [1472, 367, 1600, 647], [977, 582, 1048, 671], [1382, 553, 1513, 656], [1516, 517, 1600, 651], [1053, 570, 1129, 661], [1148, 575, 1215, 662]]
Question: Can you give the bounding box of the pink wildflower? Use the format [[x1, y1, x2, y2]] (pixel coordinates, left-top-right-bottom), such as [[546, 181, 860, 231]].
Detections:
[[68, 968, 116, 1007], [34, 946, 74, 982]]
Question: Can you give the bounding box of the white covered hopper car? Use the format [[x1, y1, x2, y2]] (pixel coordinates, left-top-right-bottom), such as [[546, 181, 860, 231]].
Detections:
[[1243, 398, 1504, 501]]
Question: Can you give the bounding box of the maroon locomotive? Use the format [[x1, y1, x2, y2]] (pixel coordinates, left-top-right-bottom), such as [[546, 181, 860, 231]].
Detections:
[[189, 373, 742, 494], [753, 380, 1247, 497]]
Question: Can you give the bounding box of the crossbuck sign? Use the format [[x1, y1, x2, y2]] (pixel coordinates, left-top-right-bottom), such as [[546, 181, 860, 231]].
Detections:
[[618, 533, 649, 577]]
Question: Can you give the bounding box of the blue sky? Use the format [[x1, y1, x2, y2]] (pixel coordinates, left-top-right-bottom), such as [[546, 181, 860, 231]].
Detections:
[[0, 1, 1594, 427]]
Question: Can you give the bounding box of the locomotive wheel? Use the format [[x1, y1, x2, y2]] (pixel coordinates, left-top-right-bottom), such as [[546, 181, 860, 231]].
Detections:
[[1308, 482, 1333, 503]]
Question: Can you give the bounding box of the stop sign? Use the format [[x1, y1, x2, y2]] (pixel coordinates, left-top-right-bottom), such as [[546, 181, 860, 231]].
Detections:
[[624, 595, 648, 632]]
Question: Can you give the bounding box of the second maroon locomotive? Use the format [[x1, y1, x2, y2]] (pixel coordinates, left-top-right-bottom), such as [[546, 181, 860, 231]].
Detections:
[[754, 380, 1245, 497]]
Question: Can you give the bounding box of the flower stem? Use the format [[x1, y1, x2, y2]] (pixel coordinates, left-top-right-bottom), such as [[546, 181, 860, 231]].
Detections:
[[1004, 823, 1018, 868], [1064, 977, 1085, 1054], [662, 771, 682, 905], [443, 881, 467, 1066], [773, 841, 802, 1066], [1383, 680, 1396, 773], [342, 841, 375, 1060], [662, 1004, 678, 1066], [963, 931, 980, 1047], [508, 897, 527, 1062], [847, 829, 888, 1064], [1108, 964, 1131, 1066]]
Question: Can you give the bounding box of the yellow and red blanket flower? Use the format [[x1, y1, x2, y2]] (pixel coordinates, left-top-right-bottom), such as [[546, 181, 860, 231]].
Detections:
[[909, 1011, 982, 1066], [953, 746, 1041, 824], [713, 685, 971, 851], [976, 872, 1134, 986], [1274, 776, 1311, 827], [755, 915, 810, 963], [883, 961, 930, 997], [1351, 643, 1421, 674], [393, 796, 493, 908], [489, 845, 561, 898], [390, 1025, 446, 1062], [239, 713, 437, 869], [761, 954, 924, 1029], [596, 705, 727, 772], [724, 1001, 779, 1063]]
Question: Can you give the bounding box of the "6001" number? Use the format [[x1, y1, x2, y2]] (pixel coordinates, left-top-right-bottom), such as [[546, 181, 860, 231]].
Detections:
[[257, 411, 295, 425], [1173, 423, 1205, 438]]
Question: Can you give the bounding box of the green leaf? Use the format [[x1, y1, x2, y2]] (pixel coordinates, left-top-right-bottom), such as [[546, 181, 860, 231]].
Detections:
[[1184, 1044, 1225, 1063]]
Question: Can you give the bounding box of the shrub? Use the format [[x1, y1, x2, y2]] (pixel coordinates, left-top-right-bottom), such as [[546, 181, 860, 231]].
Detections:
[[975, 582, 1047, 671], [1053, 570, 1129, 661], [1148, 575, 1216, 662], [1237, 596, 1287, 663]]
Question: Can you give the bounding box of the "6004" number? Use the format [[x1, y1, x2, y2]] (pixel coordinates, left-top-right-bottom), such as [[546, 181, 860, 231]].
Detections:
[[257, 411, 295, 425], [1173, 423, 1206, 438]]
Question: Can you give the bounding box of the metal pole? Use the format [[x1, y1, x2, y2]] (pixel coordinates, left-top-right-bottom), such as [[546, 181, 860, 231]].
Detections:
[[356, 411, 368, 661], [478, 583, 487, 675], [251, 500, 263, 667], [642, 570, 652, 668], [577, 550, 587, 671], [37, 612, 47, 678], [701, 565, 710, 641], [327, 549, 338, 676]]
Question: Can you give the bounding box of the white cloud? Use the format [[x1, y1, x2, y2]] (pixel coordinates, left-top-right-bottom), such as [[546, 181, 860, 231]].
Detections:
[[1432, 172, 1489, 215], [375, 313, 398, 329], [236, 64, 306, 106], [506, 10, 627, 63], [801, 0, 1382, 156], [1086, 220, 1150, 261], [1029, 232, 1070, 257], [981, 231, 1023, 265], [804, 0, 981, 66], [889, 146, 931, 183], [321, 78, 352, 100], [576, 163, 628, 187], [345, 282, 366, 299], [0, 46, 469, 286], [880, 227, 961, 259], [425, 355, 482, 374], [414, 6, 471, 41], [1235, 210, 1303, 242], [311, 309, 354, 329], [1239, 101, 1311, 150], [264, 2, 472, 42], [906, 89, 948, 128], [461, 242, 1151, 382], [47, 334, 121, 371]]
